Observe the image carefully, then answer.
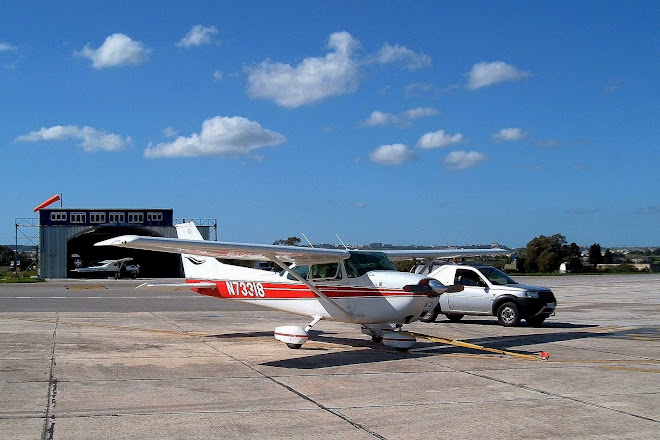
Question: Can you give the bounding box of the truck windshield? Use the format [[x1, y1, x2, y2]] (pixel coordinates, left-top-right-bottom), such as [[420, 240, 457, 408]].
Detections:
[[480, 267, 518, 285], [345, 251, 396, 277]]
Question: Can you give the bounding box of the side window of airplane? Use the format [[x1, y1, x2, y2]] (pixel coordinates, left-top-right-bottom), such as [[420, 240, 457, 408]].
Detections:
[[309, 263, 342, 281], [286, 265, 309, 281], [345, 252, 397, 278]]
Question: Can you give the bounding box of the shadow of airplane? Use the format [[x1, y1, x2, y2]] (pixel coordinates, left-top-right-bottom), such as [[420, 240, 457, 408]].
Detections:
[[198, 320, 646, 370], [260, 325, 634, 369], [205, 331, 276, 339], [204, 330, 344, 340]]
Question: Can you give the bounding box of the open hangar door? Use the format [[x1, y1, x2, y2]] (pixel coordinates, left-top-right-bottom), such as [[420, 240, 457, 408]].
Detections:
[[67, 226, 182, 278]]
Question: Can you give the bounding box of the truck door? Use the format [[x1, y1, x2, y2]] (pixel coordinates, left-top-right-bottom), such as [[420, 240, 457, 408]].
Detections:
[[447, 268, 492, 313]]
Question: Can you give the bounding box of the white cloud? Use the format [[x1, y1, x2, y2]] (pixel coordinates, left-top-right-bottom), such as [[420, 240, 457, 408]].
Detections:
[[15, 125, 130, 152], [369, 144, 415, 166], [0, 42, 18, 52], [246, 31, 360, 108], [144, 116, 286, 158], [213, 70, 223, 81], [75, 33, 151, 69], [492, 127, 529, 143], [177, 25, 219, 48], [361, 107, 437, 127], [163, 127, 178, 138], [403, 107, 438, 120], [361, 111, 399, 126], [467, 61, 530, 90], [443, 150, 487, 171], [375, 43, 431, 70], [417, 129, 464, 149]]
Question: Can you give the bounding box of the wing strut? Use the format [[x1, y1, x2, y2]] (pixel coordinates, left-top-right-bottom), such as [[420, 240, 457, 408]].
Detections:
[[271, 256, 354, 322]]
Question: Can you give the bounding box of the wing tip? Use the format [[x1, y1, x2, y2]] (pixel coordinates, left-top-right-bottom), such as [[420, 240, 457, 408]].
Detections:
[[94, 235, 140, 247]]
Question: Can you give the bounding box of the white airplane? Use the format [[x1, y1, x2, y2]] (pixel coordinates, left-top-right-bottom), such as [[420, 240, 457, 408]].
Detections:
[[72, 257, 140, 279], [96, 222, 506, 350]]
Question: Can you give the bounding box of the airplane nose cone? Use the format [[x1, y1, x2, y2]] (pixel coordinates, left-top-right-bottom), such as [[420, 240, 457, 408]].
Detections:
[[403, 278, 449, 297]]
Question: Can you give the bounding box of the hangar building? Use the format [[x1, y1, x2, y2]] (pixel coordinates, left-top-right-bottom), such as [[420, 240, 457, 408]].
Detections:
[[38, 208, 215, 279]]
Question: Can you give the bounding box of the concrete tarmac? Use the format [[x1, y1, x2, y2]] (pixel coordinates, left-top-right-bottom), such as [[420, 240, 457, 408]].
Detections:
[[0, 274, 658, 439]]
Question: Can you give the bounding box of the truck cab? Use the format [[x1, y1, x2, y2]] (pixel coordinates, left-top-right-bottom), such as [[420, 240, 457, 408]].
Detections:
[[421, 264, 556, 326]]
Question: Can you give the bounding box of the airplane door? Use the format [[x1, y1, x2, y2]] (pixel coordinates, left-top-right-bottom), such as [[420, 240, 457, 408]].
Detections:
[[447, 269, 491, 313]]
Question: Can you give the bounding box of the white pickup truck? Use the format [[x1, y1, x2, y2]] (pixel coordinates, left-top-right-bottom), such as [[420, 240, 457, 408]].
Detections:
[[420, 264, 556, 326]]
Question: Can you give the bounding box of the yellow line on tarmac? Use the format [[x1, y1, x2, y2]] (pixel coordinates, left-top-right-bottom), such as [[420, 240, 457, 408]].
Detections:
[[406, 331, 544, 361]]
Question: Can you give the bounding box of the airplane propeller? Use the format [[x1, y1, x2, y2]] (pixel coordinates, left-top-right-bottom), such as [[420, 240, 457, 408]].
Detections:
[[403, 278, 464, 297]]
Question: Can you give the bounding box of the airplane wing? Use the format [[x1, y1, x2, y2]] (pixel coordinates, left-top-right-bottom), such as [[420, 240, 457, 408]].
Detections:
[[383, 248, 509, 261], [95, 235, 350, 265]]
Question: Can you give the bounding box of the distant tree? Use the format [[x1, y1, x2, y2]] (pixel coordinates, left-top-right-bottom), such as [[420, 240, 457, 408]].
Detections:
[[0, 245, 13, 265], [273, 237, 302, 246], [520, 234, 566, 273], [589, 243, 604, 265], [394, 260, 416, 272], [538, 249, 562, 273], [603, 249, 614, 264], [565, 242, 583, 271]]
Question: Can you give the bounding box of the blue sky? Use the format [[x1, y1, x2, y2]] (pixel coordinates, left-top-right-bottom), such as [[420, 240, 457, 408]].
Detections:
[[1, 1, 658, 248]]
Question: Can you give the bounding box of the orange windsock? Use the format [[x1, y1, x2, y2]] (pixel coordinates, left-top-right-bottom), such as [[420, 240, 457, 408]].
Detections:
[[33, 194, 61, 212]]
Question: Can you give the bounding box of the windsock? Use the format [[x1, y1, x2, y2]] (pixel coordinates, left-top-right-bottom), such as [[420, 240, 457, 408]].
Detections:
[[33, 194, 61, 212]]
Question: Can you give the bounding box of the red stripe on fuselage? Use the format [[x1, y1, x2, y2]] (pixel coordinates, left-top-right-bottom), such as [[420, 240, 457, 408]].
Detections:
[[187, 279, 422, 300]]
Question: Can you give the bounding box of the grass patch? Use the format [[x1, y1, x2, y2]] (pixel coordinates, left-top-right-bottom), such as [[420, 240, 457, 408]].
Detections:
[[0, 269, 44, 283]]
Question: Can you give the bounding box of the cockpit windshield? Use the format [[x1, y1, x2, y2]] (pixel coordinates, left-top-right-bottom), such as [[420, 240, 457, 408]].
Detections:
[[344, 251, 396, 278], [479, 267, 518, 285]]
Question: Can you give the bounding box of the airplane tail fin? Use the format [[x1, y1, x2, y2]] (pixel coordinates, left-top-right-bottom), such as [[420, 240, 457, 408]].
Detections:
[[175, 222, 223, 280]]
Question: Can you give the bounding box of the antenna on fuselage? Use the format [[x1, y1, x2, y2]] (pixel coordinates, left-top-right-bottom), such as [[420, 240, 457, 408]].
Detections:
[[301, 232, 315, 248], [336, 234, 350, 251]]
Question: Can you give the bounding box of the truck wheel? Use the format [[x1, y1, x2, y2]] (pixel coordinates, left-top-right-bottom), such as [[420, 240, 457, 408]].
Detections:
[[445, 313, 464, 322], [419, 306, 439, 323], [526, 316, 547, 327], [497, 302, 520, 327]]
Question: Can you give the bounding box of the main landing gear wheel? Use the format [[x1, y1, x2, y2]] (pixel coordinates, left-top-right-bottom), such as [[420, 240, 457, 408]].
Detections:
[[371, 336, 383, 343]]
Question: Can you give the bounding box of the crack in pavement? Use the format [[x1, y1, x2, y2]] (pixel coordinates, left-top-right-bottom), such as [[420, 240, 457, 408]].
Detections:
[[41, 314, 58, 440]]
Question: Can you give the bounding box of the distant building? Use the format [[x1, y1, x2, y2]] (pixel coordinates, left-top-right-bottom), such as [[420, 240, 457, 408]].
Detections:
[[38, 208, 215, 278]]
